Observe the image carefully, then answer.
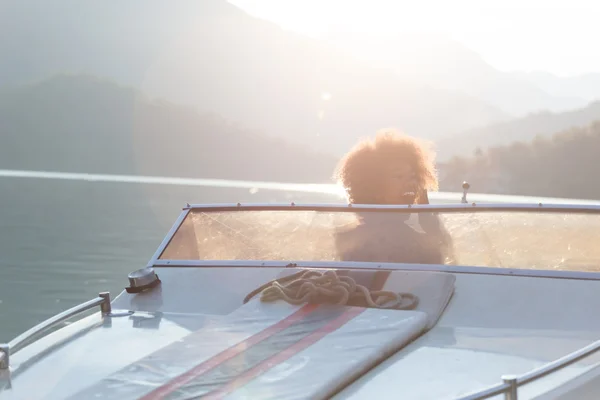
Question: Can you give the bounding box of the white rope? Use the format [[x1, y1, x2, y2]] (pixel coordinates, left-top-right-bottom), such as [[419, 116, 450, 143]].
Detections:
[[259, 270, 417, 309]]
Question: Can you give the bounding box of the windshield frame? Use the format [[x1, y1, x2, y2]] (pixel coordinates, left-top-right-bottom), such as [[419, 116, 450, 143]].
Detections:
[[146, 202, 600, 281]]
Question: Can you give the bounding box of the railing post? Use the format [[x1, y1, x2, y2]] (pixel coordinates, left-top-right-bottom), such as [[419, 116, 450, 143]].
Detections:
[[0, 344, 9, 370], [502, 375, 518, 400], [99, 292, 111, 315]]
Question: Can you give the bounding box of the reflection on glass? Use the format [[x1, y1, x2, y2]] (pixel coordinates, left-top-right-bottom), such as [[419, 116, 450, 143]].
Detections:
[[159, 209, 600, 272]]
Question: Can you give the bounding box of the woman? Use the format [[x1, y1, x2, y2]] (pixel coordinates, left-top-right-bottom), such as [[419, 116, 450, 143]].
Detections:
[[333, 129, 455, 272], [334, 129, 438, 206]]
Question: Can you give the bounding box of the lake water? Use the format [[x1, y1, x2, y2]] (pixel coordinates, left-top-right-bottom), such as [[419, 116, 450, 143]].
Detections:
[[0, 172, 344, 341]]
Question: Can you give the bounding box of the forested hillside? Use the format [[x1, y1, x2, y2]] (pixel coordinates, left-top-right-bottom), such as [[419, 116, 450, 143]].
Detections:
[[439, 120, 600, 200], [0, 74, 337, 182]]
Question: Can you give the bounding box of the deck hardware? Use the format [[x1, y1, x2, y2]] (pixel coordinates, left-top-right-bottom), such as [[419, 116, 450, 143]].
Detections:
[[461, 181, 471, 204], [0, 345, 8, 370], [125, 267, 161, 294], [130, 312, 163, 329], [456, 333, 600, 399], [99, 292, 112, 315], [502, 375, 518, 400], [0, 293, 111, 370]]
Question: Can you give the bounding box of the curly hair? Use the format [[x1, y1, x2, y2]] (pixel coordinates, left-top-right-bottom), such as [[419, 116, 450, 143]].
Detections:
[[334, 129, 439, 204]]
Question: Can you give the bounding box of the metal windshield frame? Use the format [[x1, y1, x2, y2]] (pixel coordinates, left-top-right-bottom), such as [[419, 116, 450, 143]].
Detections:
[[146, 202, 600, 281]]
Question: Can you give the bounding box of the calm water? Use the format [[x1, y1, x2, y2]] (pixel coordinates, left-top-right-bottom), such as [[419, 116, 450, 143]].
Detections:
[[0, 175, 341, 341]]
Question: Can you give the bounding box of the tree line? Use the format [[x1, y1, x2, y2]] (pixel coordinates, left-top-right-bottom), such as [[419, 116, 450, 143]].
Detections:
[[438, 120, 600, 200]]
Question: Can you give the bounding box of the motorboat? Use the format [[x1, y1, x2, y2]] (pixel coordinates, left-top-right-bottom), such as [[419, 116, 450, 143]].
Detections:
[[2, 185, 600, 400]]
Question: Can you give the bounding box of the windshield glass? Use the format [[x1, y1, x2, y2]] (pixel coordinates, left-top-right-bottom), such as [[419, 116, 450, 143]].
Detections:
[[158, 208, 600, 271]]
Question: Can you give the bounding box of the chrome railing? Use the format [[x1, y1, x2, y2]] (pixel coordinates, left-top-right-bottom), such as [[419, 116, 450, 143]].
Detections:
[[1, 286, 599, 398], [456, 336, 600, 399], [0, 292, 111, 370]]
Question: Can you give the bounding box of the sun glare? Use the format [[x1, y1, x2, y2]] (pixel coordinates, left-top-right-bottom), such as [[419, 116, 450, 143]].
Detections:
[[229, 0, 600, 76]]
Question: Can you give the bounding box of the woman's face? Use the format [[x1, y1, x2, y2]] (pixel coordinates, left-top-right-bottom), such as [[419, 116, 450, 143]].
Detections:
[[381, 162, 418, 204]]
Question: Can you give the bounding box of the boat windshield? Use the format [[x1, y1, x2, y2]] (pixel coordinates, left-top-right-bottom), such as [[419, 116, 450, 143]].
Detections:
[[158, 207, 600, 272]]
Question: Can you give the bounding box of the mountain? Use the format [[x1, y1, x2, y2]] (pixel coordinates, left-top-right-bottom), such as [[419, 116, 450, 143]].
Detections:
[[322, 33, 589, 117], [438, 120, 600, 200], [0, 0, 507, 156], [511, 71, 600, 104], [435, 101, 600, 161], [0, 74, 337, 183]]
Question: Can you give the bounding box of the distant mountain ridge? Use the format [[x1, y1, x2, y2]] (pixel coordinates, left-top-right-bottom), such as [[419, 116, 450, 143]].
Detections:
[[510, 70, 600, 103], [439, 119, 600, 200], [435, 100, 600, 161], [2, 0, 600, 178], [322, 32, 592, 117], [0, 74, 338, 183], [0, 0, 508, 156]]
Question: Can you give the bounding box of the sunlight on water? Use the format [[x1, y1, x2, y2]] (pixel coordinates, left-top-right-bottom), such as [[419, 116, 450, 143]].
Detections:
[[0, 169, 599, 205], [0, 169, 345, 196]]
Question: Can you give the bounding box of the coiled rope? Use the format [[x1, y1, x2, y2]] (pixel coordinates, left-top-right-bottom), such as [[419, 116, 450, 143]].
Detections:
[[255, 270, 418, 310]]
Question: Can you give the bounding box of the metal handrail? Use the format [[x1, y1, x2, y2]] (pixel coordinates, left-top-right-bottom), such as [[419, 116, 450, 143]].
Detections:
[[183, 202, 600, 214], [0, 292, 111, 370], [0, 286, 599, 397], [456, 336, 600, 399]]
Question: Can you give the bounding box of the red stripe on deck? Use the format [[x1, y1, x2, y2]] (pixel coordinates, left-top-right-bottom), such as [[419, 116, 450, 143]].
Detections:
[[139, 303, 319, 400], [202, 306, 366, 400]]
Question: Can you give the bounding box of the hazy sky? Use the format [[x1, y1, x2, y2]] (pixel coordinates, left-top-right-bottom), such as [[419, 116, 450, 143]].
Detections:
[[229, 0, 600, 77]]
